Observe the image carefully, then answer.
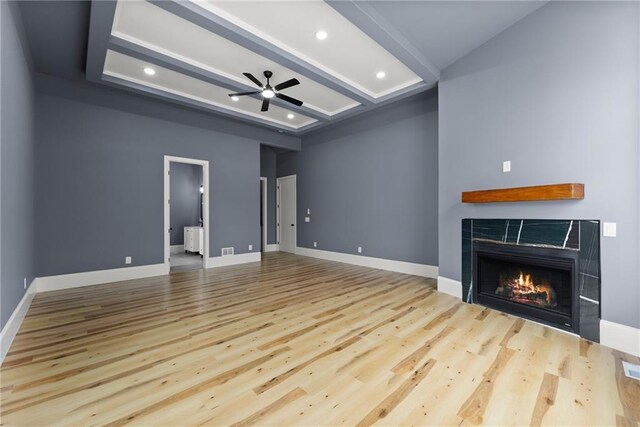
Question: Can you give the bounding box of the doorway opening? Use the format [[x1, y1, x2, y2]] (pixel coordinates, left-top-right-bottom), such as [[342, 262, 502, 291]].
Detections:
[[164, 156, 209, 272], [277, 175, 296, 253]]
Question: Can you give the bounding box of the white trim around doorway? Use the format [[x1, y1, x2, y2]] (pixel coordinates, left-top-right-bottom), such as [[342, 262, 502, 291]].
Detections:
[[260, 177, 267, 252], [164, 155, 210, 270]]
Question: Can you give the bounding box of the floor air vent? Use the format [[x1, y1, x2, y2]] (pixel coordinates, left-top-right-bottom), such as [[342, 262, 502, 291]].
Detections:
[[623, 361, 640, 381], [221, 247, 234, 256]]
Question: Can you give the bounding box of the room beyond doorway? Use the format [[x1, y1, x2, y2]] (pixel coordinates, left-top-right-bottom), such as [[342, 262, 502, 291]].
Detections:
[[164, 156, 210, 272]]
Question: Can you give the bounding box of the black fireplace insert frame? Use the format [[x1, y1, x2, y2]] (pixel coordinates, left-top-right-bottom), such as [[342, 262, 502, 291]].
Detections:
[[473, 240, 580, 334]]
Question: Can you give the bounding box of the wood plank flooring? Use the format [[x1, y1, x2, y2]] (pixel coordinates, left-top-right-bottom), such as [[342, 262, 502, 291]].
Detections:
[[1, 252, 638, 426]]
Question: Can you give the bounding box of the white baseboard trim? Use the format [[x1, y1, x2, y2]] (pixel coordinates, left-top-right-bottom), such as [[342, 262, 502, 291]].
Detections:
[[170, 245, 184, 254], [1, 279, 37, 364], [600, 319, 640, 357], [437, 276, 463, 299], [36, 263, 170, 293], [206, 252, 261, 268], [294, 247, 438, 278], [265, 244, 279, 252]]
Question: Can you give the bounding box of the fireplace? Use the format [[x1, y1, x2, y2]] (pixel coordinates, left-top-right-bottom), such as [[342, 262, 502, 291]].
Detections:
[[462, 219, 600, 341], [473, 241, 579, 333]]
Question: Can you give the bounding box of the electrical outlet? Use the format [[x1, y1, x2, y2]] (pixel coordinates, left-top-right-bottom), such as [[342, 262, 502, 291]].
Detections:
[[23, 277, 27, 290], [125, 256, 132, 264], [357, 246, 362, 254], [248, 244, 253, 251], [313, 241, 317, 248], [305, 217, 310, 222], [503, 160, 511, 173]]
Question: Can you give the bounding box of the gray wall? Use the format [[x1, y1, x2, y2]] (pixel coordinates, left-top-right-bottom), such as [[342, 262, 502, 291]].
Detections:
[[278, 91, 439, 266], [260, 145, 277, 245], [169, 162, 202, 246], [438, 1, 639, 328], [1, 2, 37, 330], [34, 74, 300, 277]]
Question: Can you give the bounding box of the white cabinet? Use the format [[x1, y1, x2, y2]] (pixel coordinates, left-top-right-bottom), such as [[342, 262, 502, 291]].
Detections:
[[184, 226, 204, 255]]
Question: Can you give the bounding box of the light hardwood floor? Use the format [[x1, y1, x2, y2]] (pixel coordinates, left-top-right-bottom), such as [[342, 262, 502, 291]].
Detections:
[[1, 252, 638, 426]]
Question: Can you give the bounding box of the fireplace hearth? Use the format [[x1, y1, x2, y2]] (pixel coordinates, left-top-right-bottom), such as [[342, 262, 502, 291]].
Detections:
[[474, 241, 579, 333], [462, 219, 601, 342]]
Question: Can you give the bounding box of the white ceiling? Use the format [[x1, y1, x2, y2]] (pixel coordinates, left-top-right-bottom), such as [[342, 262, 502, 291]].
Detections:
[[89, 0, 546, 134], [194, 0, 422, 98], [111, 0, 360, 117]]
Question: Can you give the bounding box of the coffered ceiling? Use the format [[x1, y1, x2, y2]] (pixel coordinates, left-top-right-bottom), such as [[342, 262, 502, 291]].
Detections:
[[86, 0, 544, 134]]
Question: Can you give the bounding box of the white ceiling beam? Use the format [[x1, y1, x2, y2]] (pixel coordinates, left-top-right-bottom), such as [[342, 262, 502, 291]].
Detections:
[[108, 35, 332, 122]]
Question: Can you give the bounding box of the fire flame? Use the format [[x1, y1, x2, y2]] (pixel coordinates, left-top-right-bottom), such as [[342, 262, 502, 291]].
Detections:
[[511, 272, 553, 305]]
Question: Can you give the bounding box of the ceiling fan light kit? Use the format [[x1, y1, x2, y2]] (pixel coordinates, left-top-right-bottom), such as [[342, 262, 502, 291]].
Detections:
[[228, 70, 304, 112]]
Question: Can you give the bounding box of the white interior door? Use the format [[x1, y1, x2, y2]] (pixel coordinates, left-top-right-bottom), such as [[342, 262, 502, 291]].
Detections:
[[278, 176, 296, 253]]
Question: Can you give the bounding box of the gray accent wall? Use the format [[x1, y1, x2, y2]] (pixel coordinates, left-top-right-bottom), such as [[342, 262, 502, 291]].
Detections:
[[169, 162, 202, 246], [34, 74, 298, 277], [278, 91, 438, 266], [438, 2, 639, 328], [1, 2, 37, 330], [260, 145, 277, 245]]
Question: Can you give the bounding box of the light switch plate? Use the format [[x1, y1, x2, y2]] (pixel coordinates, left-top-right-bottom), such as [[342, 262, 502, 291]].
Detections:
[[125, 256, 132, 264], [603, 222, 617, 237], [307, 209, 311, 215], [305, 217, 310, 222], [503, 160, 511, 173]]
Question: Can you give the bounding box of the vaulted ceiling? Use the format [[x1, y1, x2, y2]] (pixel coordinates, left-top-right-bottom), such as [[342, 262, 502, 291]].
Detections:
[[85, 0, 545, 135]]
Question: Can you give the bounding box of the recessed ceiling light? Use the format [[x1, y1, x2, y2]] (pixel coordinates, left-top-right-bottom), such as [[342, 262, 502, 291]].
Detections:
[[231, 96, 240, 101], [143, 67, 156, 76], [287, 113, 295, 119], [315, 30, 328, 40], [376, 71, 386, 79]]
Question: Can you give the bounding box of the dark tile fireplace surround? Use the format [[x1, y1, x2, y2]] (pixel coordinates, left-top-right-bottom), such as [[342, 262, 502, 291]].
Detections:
[[462, 219, 601, 342]]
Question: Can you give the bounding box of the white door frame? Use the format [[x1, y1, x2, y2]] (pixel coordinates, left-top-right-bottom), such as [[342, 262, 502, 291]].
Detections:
[[276, 174, 296, 252], [260, 177, 267, 252], [164, 155, 210, 270]]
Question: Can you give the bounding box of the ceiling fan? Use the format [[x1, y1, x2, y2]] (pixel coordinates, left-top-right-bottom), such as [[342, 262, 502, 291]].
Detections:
[[228, 71, 303, 112]]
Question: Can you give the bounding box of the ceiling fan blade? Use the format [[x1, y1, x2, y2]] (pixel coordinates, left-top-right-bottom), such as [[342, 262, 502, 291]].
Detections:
[[261, 97, 270, 112], [276, 93, 303, 107], [228, 91, 260, 97], [274, 78, 300, 91], [243, 73, 263, 88]]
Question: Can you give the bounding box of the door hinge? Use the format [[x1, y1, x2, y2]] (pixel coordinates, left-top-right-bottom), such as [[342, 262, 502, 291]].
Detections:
[[168, 199, 170, 204]]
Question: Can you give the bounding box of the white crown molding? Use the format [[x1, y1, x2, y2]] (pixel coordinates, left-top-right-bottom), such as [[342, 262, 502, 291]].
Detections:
[[35, 263, 170, 293], [1, 279, 37, 364], [437, 276, 462, 299], [295, 247, 438, 278], [206, 252, 261, 268], [600, 319, 640, 357]]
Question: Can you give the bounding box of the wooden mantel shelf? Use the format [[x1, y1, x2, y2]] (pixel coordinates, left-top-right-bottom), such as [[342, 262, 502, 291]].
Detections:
[[462, 183, 584, 203]]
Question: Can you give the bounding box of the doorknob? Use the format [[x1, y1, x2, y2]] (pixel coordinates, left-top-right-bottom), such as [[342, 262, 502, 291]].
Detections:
[[291, 224, 295, 226]]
